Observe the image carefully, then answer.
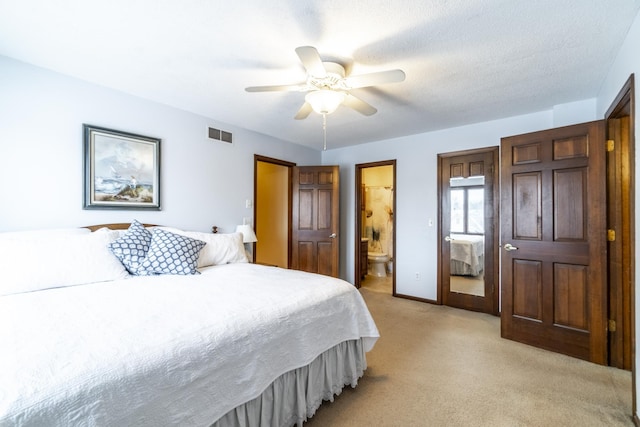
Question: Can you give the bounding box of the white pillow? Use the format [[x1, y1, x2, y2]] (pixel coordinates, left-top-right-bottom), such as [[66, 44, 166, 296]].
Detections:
[[158, 228, 248, 267], [0, 230, 129, 296]]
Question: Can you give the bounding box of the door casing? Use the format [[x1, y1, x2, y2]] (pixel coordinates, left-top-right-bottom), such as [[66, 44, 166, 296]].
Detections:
[[254, 155, 295, 266], [355, 160, 396, 292]]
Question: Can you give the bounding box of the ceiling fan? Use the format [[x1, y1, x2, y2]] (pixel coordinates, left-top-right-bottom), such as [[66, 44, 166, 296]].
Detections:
[[245, 46, 406, 120]]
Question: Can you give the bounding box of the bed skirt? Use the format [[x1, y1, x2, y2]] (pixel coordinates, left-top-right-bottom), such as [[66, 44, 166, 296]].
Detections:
[[211, 338, 367, 427], [450, 255, 484, 276]]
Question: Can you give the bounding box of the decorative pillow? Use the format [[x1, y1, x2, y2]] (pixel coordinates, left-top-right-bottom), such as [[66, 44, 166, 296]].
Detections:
[[107, 220, 152, 275], [139, 228, 206, 275], [157, 227, 248, 267], [0, 229, 129, 296]]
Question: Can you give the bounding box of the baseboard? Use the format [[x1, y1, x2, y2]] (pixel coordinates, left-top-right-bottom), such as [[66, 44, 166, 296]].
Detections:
[[393, 293, 438, 305]]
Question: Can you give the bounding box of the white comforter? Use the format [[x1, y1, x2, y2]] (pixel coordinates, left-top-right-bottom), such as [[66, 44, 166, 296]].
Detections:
[[0, 264, 379, 426]]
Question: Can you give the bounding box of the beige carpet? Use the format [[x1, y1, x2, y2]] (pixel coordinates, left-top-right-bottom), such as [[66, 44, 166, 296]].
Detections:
[[305, 288, 633, 426], [450, 274, 485, 297]]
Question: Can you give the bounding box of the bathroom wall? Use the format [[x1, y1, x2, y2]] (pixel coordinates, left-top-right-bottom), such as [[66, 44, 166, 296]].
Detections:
[[362, 165, 394, 258]]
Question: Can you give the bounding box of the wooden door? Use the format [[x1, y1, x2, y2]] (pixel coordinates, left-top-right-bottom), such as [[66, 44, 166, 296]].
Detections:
[[500, 121, 607, 364], [439, 148, 499, 315], [291, 166, 340, 277]]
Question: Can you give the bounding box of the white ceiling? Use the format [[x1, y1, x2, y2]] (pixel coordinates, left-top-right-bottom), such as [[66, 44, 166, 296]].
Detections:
[[1, 0, 639, 150]]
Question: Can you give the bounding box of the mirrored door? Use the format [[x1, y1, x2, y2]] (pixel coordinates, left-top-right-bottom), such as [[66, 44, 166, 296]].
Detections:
[[438, 148, 498, 315], [448, 177, 485, 297]]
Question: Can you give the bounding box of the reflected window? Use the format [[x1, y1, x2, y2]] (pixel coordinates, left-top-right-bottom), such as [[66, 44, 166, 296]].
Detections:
[[450, 180, 484, 235], [450, 189, 465, 233], [467, 188, 484, 234]]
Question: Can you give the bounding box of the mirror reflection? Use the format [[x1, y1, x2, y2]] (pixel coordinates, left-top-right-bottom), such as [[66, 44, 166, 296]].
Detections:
[[449, 176, 485, 296]]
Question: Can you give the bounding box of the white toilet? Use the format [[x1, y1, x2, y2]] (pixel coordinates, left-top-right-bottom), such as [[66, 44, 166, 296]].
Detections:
[[368, 252, 390, 277]]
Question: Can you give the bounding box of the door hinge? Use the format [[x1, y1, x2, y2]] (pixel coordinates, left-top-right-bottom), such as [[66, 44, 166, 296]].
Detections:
[[607, 229, 616, 241], [606, 139, 615, 152], [608, 319, 617, 332]]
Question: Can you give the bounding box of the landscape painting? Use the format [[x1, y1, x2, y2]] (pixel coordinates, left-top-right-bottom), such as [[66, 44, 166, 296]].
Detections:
[[83, 125, 161, 210]]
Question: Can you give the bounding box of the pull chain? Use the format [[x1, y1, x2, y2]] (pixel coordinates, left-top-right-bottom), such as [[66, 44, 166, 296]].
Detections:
[[322, 113, 327, 151]]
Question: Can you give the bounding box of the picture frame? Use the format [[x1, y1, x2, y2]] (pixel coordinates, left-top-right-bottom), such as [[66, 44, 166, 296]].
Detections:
[[83, 124, 161, 210]]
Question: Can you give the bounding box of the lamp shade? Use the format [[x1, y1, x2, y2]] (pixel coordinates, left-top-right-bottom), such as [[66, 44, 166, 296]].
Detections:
[[305, 89, 345, 115], [235, 224, 257, 243]]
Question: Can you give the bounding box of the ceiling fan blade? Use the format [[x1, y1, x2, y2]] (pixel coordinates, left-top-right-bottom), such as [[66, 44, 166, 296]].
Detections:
[[343, 94, 377, 116], [295, 46, 327, 78], [344, 69, 406, 89], [245, 83, 305, 92], [294, 102, 313, 120]]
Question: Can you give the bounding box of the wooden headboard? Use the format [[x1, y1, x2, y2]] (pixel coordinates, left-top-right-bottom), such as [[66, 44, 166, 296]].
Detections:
[[83, 223, 158, 232]]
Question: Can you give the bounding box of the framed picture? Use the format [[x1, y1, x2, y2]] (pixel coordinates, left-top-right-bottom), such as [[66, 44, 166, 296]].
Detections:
[[83, 124, 161, 210]]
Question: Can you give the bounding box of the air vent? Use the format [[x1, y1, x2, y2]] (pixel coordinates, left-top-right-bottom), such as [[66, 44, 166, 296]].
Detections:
[[208, 127, 221, 140], [207, 127, 232, 144], [221, 131, 232, 143]]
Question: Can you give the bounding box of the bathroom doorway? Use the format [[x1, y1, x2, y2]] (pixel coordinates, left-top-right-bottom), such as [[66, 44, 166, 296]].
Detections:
[[355, 160, 396, 295]]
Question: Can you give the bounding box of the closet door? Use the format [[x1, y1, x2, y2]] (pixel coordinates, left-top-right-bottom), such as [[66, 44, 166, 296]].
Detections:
[[291, 166, 340, 277], [438, 147, 499, 315], [500, 121, 607, 363]]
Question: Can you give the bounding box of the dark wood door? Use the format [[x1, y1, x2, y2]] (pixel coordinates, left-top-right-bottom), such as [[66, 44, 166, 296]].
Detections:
[[439, 148, 499, 314], [291, 166, 340, 277], [500, 121, 607, 364]]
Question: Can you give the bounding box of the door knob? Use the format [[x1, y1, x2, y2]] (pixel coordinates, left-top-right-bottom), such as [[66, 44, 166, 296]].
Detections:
[[503, 243, 518, 251], [329, 233, 337, 238], [444, 236, 453, 242]]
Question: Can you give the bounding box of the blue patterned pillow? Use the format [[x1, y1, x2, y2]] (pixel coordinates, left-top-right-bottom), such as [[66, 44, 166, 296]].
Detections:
[[107, 220, 152, 275], [139, 228, 206, 275]]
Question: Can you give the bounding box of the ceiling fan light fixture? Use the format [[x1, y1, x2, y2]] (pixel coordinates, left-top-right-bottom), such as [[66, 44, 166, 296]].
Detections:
[[305, 89, 345, 115]]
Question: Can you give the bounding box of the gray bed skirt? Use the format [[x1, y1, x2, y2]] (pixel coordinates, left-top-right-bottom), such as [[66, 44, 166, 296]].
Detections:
[[211, 338, 367, 427], [450, 255, 484, 276]]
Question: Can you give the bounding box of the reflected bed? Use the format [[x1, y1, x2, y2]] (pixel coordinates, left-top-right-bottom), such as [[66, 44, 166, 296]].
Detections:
[[449, 234, 484, 276]]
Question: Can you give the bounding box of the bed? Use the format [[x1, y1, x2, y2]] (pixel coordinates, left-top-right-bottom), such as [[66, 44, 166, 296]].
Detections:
[[449, 234, 484, 276], [0, 222, 379, 426]]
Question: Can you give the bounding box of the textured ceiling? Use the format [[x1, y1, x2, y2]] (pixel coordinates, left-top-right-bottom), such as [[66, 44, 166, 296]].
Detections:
[[1, 0, 639, 150]]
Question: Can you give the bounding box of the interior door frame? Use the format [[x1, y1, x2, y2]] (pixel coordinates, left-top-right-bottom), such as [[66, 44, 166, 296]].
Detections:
[[355, 160, 396, 293], [437, 147, 500, 315], [604, 74, 635, 412]]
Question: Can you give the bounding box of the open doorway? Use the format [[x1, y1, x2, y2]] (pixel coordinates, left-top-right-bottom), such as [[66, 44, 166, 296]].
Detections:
[[254, 155, 294, 267], [355, 160, 396, 295]]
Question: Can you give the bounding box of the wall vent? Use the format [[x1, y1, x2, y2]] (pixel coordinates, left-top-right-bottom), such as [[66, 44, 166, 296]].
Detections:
[[221, 131, 232, 143], [208, 127, 232, 143]]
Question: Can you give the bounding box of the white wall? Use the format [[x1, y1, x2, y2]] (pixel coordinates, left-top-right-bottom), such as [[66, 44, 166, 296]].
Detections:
[[0, 56, 320, 233], [596, 10, 640, 419], [322, 103, 598, 300]]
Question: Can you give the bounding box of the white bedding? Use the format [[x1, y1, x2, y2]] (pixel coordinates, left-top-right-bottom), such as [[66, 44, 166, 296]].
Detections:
[[0, 263, 379, 426], [450, 234, 484, 276]]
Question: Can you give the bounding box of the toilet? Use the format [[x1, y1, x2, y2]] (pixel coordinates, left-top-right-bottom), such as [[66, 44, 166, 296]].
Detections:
[[368, 252, 390, 277]]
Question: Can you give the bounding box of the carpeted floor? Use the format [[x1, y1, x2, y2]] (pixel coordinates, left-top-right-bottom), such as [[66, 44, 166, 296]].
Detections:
[[450, 274, 485, 297], [305, 288, 633, 426]]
